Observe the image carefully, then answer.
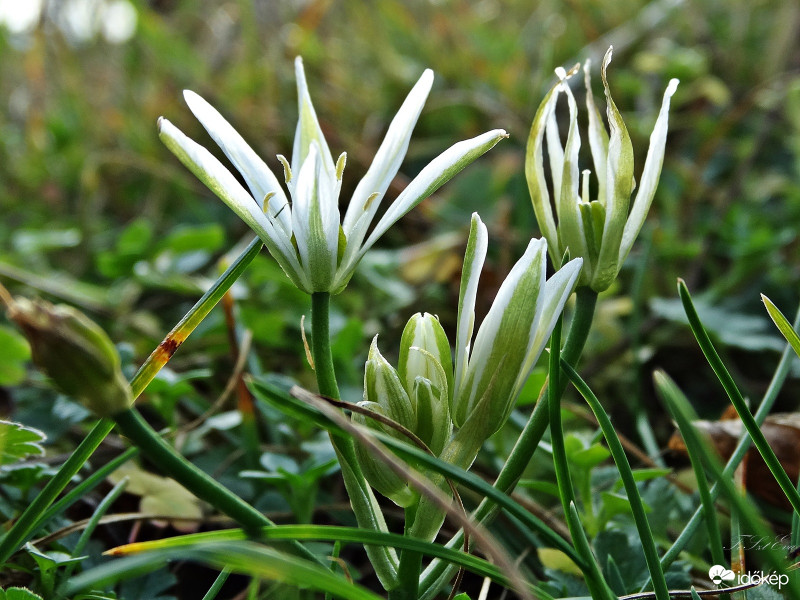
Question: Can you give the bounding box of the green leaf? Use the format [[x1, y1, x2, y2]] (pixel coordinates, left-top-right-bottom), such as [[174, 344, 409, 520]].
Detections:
[[0, 421, 46, 466], [762, 295, 800, 359], [108, 463, 202, 532], [570, 444, 611, 469], [538, 548, 583, 577]]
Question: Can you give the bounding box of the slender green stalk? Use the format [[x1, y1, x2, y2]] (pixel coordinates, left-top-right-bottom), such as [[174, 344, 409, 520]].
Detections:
[[548, 319, 577, 513], [249, 379, 585, 567], [565, 502, 617, 600], [112, 407, 320, 564], [656, 371, 800, 598], [793, 471, 800, 548], [310, 291, 399, 589], [38, 447, 139, 527], [548, 320, 611, 600], [679, 280, 800, 515], [201, 569, 231, 600], [391, 505, 421, 600], [132, 238, 263, 395], [562, 360, 670, 600], [662, 376, 726, 568], [0, 419, 115, 566], [61, 476, 130, 582], [418, 288, 598, 597], [107, 524, 533, 591]]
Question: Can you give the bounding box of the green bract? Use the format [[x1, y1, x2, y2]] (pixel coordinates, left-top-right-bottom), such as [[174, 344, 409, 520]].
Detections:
[[526, 47, 679, 292], [159, 58, 507, 294]]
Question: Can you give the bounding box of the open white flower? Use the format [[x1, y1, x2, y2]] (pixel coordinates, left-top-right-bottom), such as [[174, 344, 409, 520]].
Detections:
[[526, 47, 678, 292], [158, 58, 507, 294]]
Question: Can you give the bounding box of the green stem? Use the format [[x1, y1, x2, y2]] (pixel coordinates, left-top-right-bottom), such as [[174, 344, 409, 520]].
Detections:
[[0, 418, 115, 566], [310, 292, 341, 400], [310, 292, 399, 590], [549, 319, 612, 600], [390, 505, 422, 600], [38, 447, 139, 527], [112, 407, 320, 564], [419, 288, 598, 598]]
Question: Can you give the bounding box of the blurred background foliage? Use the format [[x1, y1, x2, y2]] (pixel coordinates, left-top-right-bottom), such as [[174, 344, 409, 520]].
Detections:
[[1, 0, 800, 594]]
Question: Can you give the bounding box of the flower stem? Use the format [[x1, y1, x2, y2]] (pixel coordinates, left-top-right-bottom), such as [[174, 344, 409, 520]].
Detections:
[[0, 240, 264, 567], [310, 292, 340, 399], [310, 292, 399, 589], [112, 407, 320, 564], [390, 504, 422, 600]]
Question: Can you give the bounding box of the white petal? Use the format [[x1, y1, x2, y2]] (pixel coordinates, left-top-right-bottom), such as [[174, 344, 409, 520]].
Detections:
[[292, 57, 335, 180], [556, 82, 591, 275], [545, 107, 564, 209], [583, 59, 609, 206], [511, 256, 583, 398], [355, 129, 507, 263], [342, 69, 434, 246], [592, 46, 634, 291], [618, 78, 679, 263], [182, 90, 292, 236], [461, 237, 547, 418], [453, 213, 488, 402], [158, 117, 309, 290]]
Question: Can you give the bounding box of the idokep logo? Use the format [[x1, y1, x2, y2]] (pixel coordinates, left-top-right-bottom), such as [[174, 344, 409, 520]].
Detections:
[[708, 565, 735, 585], [709, 565, 790, 590]]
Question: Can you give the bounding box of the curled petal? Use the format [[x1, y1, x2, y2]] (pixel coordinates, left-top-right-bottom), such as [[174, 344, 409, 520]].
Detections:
[[453, 213, 488, 415]]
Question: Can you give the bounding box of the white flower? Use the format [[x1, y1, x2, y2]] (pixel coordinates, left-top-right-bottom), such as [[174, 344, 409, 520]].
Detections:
[[450, 213, 583, 438], [526, 47, 678, 292], [158, 58, 507, 294]]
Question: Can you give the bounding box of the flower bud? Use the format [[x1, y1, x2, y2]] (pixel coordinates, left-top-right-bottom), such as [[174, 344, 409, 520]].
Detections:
[[397, 313, 453, 454], [7, 297, 133, 417], [353, 337, 416, 506], [397, 312, 453, 402]]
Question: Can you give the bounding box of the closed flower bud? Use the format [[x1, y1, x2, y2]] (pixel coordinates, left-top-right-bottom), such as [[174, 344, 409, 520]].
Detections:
[[397, 312, 453, 404], [8, 297, 132, 417], [353, 337, 417, 506]]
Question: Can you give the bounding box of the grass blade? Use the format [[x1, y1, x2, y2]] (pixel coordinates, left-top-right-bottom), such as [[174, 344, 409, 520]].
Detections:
[[654, 370, 800, 597], [762, 294, 800, 359], [0, 239, 264, 566], [678, 280, 800, 515], [561, 360, 670, 599], [250, 378, 586, 572], [106, 524, 520, 589], [65, 541, 382, 600]]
